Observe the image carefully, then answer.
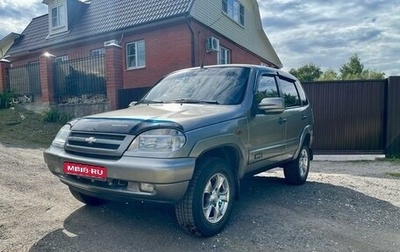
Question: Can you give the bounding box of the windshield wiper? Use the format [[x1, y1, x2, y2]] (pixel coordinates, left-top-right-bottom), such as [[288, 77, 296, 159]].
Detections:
[[171, 98, 219, 104], [139, 99, 164, 104]]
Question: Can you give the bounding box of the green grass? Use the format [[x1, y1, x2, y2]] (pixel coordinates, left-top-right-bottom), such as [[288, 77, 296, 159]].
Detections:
[[386, 172, 400, 178], [0, 106, 64, 148]]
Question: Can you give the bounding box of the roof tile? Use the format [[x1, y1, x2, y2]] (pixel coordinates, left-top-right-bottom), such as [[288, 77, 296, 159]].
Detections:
[[9, 0, 193, 55]]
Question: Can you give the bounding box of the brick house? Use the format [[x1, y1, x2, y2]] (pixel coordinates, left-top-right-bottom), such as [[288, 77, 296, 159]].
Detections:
[[0, 0, 282, 113]]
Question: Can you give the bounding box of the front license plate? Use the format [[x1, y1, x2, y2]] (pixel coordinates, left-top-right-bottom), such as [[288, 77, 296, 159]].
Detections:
[[63, 162, 107, 180]]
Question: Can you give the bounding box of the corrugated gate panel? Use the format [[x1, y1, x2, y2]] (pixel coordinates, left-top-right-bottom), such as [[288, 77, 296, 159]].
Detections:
[[302, 80, 386, 153], [386, 77, 400, 157]]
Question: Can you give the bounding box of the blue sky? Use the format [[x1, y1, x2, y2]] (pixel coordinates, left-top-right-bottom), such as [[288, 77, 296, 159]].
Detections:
[[0, 0, 399, 76]]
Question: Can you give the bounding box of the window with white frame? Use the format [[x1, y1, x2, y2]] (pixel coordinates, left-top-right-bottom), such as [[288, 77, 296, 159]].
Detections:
[[51, 5, 66, 29], [126, 40, 146, 69], [218, 46, 231, 65], [222, 0, 245, 26]]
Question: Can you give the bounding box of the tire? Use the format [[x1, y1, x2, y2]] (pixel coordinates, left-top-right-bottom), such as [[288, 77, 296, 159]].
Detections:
[[284, 145, 310, 185], [175, 158, 235, 237], [69, 188, 107, 206]]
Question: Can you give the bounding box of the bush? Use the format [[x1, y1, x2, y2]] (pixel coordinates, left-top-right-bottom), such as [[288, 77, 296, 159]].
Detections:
[[43, 108, 73, 124], [0, 90, 14, 109]]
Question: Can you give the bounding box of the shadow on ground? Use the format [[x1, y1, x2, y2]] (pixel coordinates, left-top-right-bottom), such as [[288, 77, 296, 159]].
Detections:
[[29, 176, 400, 252]]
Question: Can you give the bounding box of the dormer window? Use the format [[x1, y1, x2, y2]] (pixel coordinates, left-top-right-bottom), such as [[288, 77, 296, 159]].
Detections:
[[44, 0, 69, 36], [51, 5, 66, 28]]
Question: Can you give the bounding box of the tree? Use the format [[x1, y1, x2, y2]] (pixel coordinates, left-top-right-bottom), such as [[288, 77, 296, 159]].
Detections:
[[290, 55, 385, 82], [289, 63, 322, 81], [339, 54, 364, 79], [339, 54, 385, 80], [360, 69, 385, 79], [318, 68, 339, 81]]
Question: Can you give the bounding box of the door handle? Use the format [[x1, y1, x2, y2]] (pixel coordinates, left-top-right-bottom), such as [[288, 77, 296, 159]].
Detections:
[[279, 117, 287, 125], [301, 115, 308, 120]]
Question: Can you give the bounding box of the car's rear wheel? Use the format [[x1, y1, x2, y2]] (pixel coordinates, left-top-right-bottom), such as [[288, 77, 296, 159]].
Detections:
[[175, 157, 235, 237], [69, 188, 107, 206], [284, 145, 310, 185]]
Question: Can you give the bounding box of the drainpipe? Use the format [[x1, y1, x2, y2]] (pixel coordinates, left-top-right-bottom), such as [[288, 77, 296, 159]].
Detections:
[[185, 16, 196, 67]]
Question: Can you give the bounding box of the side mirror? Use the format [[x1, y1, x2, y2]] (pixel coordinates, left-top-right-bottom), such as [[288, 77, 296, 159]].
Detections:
[[258, 97, 285, 113], [128, 101, 138, 107]]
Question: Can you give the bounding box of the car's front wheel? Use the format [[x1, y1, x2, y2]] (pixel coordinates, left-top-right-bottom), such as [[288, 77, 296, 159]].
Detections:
[[69, 188, 107, 206], [175, 157, 235, 237], [283, 145, 310, 185]]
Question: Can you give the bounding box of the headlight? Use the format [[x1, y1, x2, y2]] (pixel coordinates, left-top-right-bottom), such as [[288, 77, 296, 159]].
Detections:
[[128, 129, 186, 152], [51, 124, 71, 148]]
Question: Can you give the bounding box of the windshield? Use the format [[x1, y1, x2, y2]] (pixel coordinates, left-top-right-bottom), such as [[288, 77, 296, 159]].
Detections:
[[141, 67, 250, 105]]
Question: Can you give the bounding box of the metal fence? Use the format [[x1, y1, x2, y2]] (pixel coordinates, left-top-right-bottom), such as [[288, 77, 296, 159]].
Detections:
[[302, 79, 393, 155], [118, 87, 150, 109], [53, 55, 106, 104], [9, 62, 41, 102], [386, 77, 400, 157]]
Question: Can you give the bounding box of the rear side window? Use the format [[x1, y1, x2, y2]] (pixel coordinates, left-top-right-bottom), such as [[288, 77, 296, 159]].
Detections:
[[295, 80, 309, 105], [278, 78, 301, 107]]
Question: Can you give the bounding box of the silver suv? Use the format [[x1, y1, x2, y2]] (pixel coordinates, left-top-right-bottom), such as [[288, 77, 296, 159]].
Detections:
[[44, 64, 313, 237]]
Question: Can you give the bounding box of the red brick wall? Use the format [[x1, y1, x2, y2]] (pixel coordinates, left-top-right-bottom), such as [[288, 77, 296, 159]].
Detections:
[[39, 55, 54, 103], [188, 21, 275, 67], [0, 61, 10, 92], [121, 23, 193, 89], [105, 45, 123, 110], [119, 21, 275, 89], [8, 19, 276, 107]]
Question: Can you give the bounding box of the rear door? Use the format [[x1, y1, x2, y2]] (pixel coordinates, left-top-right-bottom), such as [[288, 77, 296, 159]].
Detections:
[[277, 76, 308, 154]]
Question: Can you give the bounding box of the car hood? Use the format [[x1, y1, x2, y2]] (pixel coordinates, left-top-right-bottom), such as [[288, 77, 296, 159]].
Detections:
[[71, 103, 243, 134]]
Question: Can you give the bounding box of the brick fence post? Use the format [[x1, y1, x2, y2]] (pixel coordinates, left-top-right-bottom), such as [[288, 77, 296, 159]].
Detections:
[[0, 59, 11, 93], [105, 43, 123, 110], [40, 54, 55, 104]]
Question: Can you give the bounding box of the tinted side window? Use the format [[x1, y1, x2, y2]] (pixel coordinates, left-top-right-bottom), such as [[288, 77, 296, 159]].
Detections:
[[278, 78, 301, 107], [295, 80, 308, 105], [255, 75, 279, 103]]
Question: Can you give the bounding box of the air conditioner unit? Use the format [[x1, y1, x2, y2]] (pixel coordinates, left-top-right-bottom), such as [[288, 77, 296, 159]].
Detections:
[[207, 37, 220, 52], [104, 39, 119, 47]]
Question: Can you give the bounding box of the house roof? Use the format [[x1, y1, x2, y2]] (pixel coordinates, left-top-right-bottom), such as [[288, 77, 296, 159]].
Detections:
[[8, 0, 194, 56], [0, 32, 21, 58]]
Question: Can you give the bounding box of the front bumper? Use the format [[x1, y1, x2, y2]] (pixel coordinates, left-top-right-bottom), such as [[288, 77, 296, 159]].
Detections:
[[43, 146, 196, 203]]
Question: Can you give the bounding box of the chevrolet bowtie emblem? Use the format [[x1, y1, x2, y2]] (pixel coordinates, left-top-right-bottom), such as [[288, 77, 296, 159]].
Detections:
[[85, 137, 97, 144]]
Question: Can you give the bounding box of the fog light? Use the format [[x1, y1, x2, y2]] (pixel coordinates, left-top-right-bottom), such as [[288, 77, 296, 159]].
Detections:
[[140, 183, 155, 193]]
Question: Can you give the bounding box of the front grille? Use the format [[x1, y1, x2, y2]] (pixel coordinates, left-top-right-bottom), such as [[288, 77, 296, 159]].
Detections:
[[65, 131, 135, 158]]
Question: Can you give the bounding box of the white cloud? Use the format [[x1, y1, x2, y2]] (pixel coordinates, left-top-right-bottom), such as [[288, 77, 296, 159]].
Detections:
[[0, 0, 46, 37], [257, 0, 400, 76]]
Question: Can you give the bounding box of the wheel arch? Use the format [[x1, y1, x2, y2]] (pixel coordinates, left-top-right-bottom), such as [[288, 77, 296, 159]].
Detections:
[[294, 126, 313, 160], [193, 144, 244, 200]]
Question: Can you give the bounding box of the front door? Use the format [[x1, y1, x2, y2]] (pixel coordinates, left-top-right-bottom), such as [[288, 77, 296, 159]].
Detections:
[[248, 74, 287, 165]]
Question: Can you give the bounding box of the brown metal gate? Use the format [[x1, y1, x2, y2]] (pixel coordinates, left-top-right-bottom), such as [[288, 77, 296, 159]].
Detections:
[[302, 80, 386, 154]]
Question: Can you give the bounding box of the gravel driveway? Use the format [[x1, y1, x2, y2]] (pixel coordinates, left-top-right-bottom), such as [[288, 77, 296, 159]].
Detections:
[[0, 144, 399, 252]]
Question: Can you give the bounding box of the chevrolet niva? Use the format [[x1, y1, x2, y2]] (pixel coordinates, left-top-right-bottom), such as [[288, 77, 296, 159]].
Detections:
[[44, 64, 313, 237]]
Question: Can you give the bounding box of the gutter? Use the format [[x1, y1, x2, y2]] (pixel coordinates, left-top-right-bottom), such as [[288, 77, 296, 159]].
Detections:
[[185, 15, 196, 67]]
